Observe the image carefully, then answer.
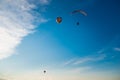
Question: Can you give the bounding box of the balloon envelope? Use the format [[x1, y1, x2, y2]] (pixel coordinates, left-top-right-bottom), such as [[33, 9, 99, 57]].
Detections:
[[56, 17, 62, 23], [44, 70, 46, 73]]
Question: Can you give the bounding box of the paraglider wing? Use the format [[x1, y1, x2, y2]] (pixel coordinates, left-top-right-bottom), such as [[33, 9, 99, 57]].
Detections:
[[71, 9, 87, 16], [71, 10, 79, 14], [79, 10, 87, 16]]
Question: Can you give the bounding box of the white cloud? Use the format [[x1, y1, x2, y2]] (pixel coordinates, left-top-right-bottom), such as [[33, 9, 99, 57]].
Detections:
[[68, 66, 92, 73], [63, 54, 106, 66], [74, 54, 106, 65], [97, 48, 106, 54], [63, 58, 77, 66], [39, 0, 50, 5], [0, 0, 48, 60], [114, 48, 120, 52]]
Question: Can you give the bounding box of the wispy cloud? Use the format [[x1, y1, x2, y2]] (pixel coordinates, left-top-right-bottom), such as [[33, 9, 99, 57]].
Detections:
[[74, 54, 106, 65], [0, 0, 49, 60], [114, 48, 120, 52], [68, 66, 92, 73], [39, 0, 51, 5], [64, 54, 106, 66], [63, 58, 77, 66]]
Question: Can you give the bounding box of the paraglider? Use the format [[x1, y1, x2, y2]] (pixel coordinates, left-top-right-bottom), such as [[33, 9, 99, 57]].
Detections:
[[71, 9, 87, 16], [56, 17, 62, 23], [71, 9, 87, 25]]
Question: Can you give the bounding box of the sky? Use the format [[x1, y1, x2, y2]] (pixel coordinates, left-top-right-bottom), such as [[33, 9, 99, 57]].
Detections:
[[0, 0, 120, 80]]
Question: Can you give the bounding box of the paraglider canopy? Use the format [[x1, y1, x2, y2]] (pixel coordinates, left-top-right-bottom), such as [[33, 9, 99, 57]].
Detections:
[[56, 17, 62, 23], [71, 9, 87, 25], [71, 9, 87, 16]]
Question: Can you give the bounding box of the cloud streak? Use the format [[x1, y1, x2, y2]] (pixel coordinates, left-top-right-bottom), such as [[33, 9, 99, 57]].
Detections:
[[0, 0, 49, 60], [114, 48, 120, 52], [64, 54, 106, 66], [74, 54, 106, 65]]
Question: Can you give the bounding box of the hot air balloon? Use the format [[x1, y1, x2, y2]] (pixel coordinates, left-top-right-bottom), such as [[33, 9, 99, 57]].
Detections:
[[44, 70, 46, 73], [56, 17, 62, 23]]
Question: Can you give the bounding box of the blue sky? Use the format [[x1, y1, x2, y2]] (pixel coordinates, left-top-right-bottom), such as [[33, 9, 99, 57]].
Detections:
[[0, 0, 120, 80]]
